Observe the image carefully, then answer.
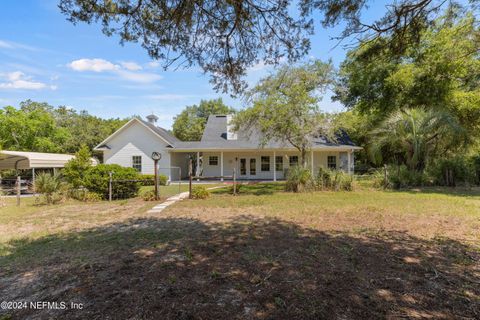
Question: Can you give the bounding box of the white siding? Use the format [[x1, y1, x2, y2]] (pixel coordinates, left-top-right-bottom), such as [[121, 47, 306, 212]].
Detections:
[[199, 150, 347, 180], [102, 122, 172, 179]]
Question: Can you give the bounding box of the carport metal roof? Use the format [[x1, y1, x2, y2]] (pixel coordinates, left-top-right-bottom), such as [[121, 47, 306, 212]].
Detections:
[[0, 150, 92, 170]]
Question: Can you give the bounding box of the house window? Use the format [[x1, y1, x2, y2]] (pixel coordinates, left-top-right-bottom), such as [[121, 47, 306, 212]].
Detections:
[[250, 158, 256, 175], [132, 156, 142, 172], [261, 156, 270, 171], [327, 156, 337, 169], [275, 156, 283, 171], [209, 156, 218, 166], [289, 156, 298, 167]]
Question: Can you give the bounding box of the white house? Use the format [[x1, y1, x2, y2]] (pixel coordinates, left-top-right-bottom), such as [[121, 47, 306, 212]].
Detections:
[[94, 114, 362, 181]]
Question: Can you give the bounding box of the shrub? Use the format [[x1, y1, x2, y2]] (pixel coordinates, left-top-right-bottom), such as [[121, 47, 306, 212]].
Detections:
[[316, 168, 353, 191], [34, 173, 65, 204], [285, 166, 315, 192], [141, 189, 157, 201], [139, 174, 168, 186], [191, 186, 210, 199], [83, 164, 140, 199], [388, 165, 429, 189], [68, 188, 102, 202], [427, 156, 477, 187], [63, 145, 93, 188]]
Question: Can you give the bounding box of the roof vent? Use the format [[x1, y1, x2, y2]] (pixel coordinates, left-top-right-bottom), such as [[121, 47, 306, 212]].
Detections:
[[146, 114, 158, 124]]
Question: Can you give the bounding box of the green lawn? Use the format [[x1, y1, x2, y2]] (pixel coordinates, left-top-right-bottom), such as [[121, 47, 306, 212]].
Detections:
[[0, 182, 478, 319]]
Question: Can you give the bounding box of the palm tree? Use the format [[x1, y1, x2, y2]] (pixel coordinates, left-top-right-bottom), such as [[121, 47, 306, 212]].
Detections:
[[369, 108, 467, 171]]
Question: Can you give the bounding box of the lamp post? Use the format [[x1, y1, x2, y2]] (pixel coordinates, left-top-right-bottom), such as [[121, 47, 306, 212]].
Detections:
[[151, 152, 162, 200]]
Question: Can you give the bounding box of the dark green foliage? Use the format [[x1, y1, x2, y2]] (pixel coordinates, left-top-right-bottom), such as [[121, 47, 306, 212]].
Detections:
[[173, 99, 235, 141], [139, 174, 168, 186], [191, 186, 211, 199], [0, 100, 128, 153], [427, 156, 478, 187], [386, 165, 430, 189], [83, 164, 140, 199], [63, 145, 92, 188]]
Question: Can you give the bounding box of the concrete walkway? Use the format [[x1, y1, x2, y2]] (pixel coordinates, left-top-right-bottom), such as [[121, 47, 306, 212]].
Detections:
[[147, 185, 226, 214], [147, 191, 190, 214]]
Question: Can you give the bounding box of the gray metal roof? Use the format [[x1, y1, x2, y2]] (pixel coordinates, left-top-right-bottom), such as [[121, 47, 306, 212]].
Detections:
[[172, 115, 360, 150], [139, 119, 180, 145]]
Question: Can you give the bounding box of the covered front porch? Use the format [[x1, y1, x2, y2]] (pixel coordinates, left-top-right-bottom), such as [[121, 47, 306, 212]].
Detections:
[[170, 148, 357, 181]]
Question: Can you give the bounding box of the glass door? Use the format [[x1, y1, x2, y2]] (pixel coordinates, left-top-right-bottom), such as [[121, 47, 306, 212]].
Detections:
[[240, 158, 247, 176], [250, 158, 256, 176]]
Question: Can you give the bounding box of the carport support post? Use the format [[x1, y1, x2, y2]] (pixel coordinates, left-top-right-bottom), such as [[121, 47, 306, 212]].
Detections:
[[310, 151, 314, 175], [16, 176, 20, 206], [220, 152, 224, 182], [32, 168, 35, 194], [233, 167, 236, 195]]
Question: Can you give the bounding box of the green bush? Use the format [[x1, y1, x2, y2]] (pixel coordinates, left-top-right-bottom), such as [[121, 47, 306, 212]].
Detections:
[[68, 188, 102, 202], [387, 165, 429, 189], [139, 174, 168, 186], [316, 168, 353, 191], [34, 172, 65, 204], [83, 164, 140, 199], [141, 189, 157, 201], [63, 145, 93, 188], [285, 166, 315, 192], [191, 186, 210, 199], [427, 156, 477, 187]]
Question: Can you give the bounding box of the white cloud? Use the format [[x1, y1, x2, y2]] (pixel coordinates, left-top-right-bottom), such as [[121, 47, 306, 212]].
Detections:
[[120, 61, 142, 71], [0, 71, 56, 90], [68, 58, 119, 72], [0, 40, 13, 49], [68, 58, 161, 83], [147, 61, 160, 68], [145, 94, 189, 100], [116, 70, 162, 83]]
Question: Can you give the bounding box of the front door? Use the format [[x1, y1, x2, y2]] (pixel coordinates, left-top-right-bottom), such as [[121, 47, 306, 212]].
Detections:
[[239, 158, 257, 179]]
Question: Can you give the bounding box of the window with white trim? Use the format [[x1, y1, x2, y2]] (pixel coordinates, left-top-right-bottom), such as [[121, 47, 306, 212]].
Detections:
[[132, 156, 142, 172], [209, 156, 218, 165], [327, 156, 337, 169]]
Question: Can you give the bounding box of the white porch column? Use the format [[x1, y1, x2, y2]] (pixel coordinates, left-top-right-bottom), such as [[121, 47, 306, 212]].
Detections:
[[273, 151, 276, 181], [220, 152, 224, 181], [310, 151, 314, 174], [347, 150, 352, 175], [196, 151, 201, 181]]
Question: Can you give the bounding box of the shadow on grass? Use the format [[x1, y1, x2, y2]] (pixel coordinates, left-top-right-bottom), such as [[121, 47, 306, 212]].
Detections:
[[0, 216, 478, 320], [213, 182, 285, 196], [391, 186, 480, 198]]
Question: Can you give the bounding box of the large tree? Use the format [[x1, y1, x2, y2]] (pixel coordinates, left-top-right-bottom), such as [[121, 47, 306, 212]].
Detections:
[[335, 13, 480, 138], [0, 100, 128, 153], [172, 98, 235, 141], [58, 0, 477, 93], [232, 60, 334, 166]]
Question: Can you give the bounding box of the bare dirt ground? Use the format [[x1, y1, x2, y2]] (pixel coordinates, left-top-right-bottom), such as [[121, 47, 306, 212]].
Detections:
[[0, 186, 479, 319]]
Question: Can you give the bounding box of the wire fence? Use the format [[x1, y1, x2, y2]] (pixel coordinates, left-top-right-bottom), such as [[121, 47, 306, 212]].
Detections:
[[0, 177, 34, 207]]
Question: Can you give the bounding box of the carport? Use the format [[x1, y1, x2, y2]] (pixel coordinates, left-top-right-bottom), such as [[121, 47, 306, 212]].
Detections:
[[0, 150, 97, 186]]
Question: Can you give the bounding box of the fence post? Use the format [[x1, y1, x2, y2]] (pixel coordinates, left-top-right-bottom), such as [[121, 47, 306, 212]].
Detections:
[[233, 167, 237, 196], [16, 176, 21, 206], [178, 167, 181, 194], [154, 159, 159, 201], [189, 158, 193, 199], [108, 172, 113, 202]]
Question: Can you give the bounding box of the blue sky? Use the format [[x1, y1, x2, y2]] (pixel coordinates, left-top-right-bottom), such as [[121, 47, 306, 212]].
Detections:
[[0, 0, 388, 129]]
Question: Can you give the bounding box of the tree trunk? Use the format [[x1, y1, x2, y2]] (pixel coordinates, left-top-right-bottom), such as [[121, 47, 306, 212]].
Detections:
[[301, 149, 307, 168]]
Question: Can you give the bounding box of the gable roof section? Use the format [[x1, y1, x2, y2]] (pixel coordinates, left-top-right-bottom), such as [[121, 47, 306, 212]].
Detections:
[[94, 118, 177, 150]]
